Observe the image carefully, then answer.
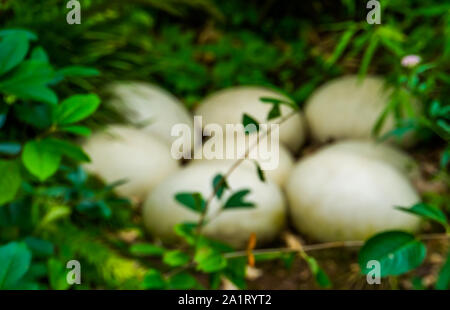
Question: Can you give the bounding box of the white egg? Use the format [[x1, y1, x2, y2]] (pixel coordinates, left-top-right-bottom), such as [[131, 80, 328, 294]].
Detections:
[[305, 75, 419, 147], [83, 125, 180, 201], [321, 139, 419, 179], [191, 129, 294, 187], [143, 162, 286, 249], [106, 81, 194, 154], [286, 143, 421, 242], [194, 86, 307, 153]]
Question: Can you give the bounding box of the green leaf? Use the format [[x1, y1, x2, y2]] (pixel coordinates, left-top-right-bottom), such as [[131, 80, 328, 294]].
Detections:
[[253, 160, 265, 182], [22, 140, 62, 181], [0, 113, 6, 129], [24, 237, 54, 258], [359, 231, 426, 277], [436, 252, 450, 290], [380, 37, 404, 56], [0, 33, 29, 76], [47, 258, 70, 290], [267, 103, 281, 120], [0, 160, 21, 206], [430, 101, 443, 118], [58, 66, 100, 78], [130, 243, 165, 257], [242, 113, 259, 134], [168, 272, 199, 289], [13, 102, 52, 129], [142, 269, 166, 290], [260, 97, 286, 120], [437, 119, 450, 133], [40, 205, 71, 227], [30, 46, 49, 62], [60, 125, 92, 136], [223, 257, 247, 289], [212, 173, 228, 199], [44, 138, 90, 162], [305, 256, 332, 288], [76, 200, 111, 219], [175, 192, 206, 213], [0, 29, 37, 41], [174, 222, 198, 245], [0, 60, 57, 104], [0, 242, 32, 289], [326, 25, 357, 66], [54, 94, 101, 125], [194, 247, 227, 273], [209, 272, 222, 289], [163, 250, 190, 267], [441, 148, 450, 168], [0, 142, 21, 155], [27, 263, 48, 280], [358, 36, 379, 78], [396, 203, 448, 228], [223, 189, 255, 209], [259, 96, 296, 109]]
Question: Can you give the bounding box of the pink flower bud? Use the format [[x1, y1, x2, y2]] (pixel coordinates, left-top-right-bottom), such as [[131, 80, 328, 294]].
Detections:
[[401, 55, 421, 68]]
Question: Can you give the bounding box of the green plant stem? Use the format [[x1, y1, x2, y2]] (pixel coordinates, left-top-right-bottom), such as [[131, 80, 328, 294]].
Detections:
[[223, 233, 450, 259], [195, 109, 299, 234], [162, 232, 450, 280]]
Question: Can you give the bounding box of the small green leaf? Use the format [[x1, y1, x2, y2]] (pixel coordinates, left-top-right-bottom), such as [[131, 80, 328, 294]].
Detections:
[[24, 237, 54, 258], [130, 243, 165, 257], [436, 252, 450, 290], [163, 250, 190, 267], [212, 173, 228, 199], [76, 200, 111, 219], [175, 192, 206, 213], [60, 125, 92, 136], [253, 160, 265, 182], [259, 96, 296, 109], [0, 33, 29, 76], [242, 113, 259, 134], [326, 25, 357, 66], [30, 46, 49, 62], [0, 142, 21, 155], [0, 160, 21, 205], [44, 138, 90, 162], [305, 256, 332, 288], [54, 94, 101, 125], [174, 222, 198, 245], [0, 29, 37, 41], [13, 102, 52, 129], [267, 103, 281, 120], [441, 148, 450, 169], [40, 205, 71, 227], [359, 231, 426, 277], [194, 247, 227, 273], [396, 203, 448, 228], [0, 242, 32, 289], [142, 269, 166, 289], [58, 66, 100, 78], [168, 272, 199, 289], [223, 257, 247, 289], [0, 60, 57, 104], [47, 258, 70, 290], [223, 189, 255, 209], [22, 140, 62, 181], [358, 36, 379, 78], [437, 119, 450, 134], [0, 113, 6, 129]]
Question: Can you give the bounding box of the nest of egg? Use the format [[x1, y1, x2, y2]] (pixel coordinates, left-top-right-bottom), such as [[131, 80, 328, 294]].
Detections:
[[81, 76, 448, 289]]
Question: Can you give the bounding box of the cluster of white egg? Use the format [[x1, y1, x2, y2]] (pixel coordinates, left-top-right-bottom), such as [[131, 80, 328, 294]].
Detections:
[[82, 75, 422, 249]]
